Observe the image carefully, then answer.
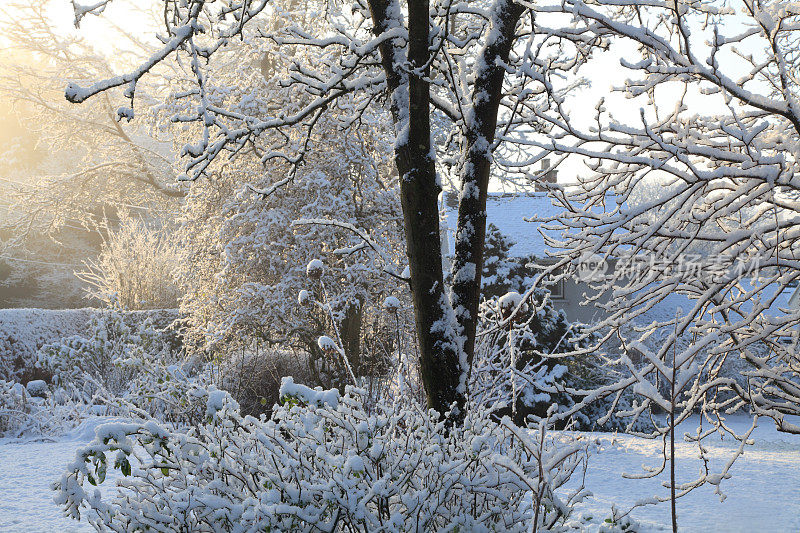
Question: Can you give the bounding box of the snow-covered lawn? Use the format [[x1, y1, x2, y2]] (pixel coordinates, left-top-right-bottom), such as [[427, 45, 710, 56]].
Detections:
[[0, 419, 123, 533], [0, 415, 797, 532], [573, 415, 800, 531]]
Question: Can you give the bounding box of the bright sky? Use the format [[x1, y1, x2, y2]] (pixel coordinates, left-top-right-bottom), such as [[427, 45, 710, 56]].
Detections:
[[0, 0, 775, 191], [0, 0, 162, 55]]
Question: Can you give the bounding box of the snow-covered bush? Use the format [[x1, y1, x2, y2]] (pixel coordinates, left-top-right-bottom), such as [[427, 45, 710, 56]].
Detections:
[[39, 311, 138, 397], [475, 227, 648, 431], [1, 309, 193, 437], [0, 380, 30, 435], [77, 214, 182, 310], [474, 288, 582, 425], [38, 310, 205, 426], [0, 308, 180, 383], [55, 381, 589, 532], [0, 378, 91, 437], [473, 289, 651, 432], [214, 345, 316, 418]]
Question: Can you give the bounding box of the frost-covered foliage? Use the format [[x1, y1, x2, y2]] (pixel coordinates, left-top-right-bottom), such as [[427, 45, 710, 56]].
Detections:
[[175, 54, 407, 380], [38, 310, 205, 426], [54, 382, 589, 532], [77, 214, 182, 310]]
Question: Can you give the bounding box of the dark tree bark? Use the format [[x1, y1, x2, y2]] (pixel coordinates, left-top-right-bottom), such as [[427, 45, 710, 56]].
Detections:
[[451, 0, 525, 373], [368, 0, 465, 419], [365, 0, 524, 421]]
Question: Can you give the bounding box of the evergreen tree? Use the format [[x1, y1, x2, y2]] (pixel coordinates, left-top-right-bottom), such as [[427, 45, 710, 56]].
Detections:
[[481, 224, 528, 300]]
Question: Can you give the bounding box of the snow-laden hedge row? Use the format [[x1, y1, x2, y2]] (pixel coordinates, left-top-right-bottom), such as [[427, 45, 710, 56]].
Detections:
[[55, 381, 590, 532], [0, 308, 180, 382]]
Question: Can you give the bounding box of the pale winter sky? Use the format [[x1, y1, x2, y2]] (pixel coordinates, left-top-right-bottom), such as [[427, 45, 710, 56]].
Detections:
[[1, 0, 767, 190]]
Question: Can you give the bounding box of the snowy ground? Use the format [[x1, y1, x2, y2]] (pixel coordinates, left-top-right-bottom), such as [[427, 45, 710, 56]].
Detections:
[[572, 414, 800, 532], [0, 419, 124, 533], [0, 415, 797, 532]]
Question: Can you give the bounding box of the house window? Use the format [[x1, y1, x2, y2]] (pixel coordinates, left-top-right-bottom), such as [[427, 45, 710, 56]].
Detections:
[[547, 277, 565, 300], [526, 259, 566, 300]]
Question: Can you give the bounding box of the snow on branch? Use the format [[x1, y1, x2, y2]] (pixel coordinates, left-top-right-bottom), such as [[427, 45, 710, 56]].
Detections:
[[522, 0, 800, 447], [293, 218, 407, 282]]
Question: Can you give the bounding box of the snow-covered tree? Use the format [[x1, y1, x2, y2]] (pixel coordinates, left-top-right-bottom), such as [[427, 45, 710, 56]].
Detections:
[[0, 1, 184, 307], [514, 0, 800, 438], [0, 0, 184, 305], [64, 0, 596, 420], [172, 37, 405, 384], [65, 0, 800, 430], [481, 223, 530, 299], [0, 2, 182, 215]]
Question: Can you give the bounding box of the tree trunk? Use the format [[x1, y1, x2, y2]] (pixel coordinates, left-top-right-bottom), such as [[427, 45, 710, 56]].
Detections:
[[451, 0, 525, 373], [366, 0, 524, 421], [340, 300, 363, 375], [368, 0, 465, 419]]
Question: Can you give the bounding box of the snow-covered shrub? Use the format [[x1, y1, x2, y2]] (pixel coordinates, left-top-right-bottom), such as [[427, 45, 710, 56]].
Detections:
[[0, 379, 29, 434], [39, 311, 139, 397], [25, 379, 48, 397], [473, 288, 586, 423], [475, 227, 649, 431], [0, 308, 180, 383], [38, 310, 205, 426], [0, 378, 92, 437], [214, 345, 316, 418], [55, 381, 589, 532], [76, 214, 182, 310]]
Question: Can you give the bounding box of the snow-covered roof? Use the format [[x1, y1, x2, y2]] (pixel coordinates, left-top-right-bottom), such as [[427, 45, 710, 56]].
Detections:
[[443, 192, 563, 258], [632, 284, 796, 327]]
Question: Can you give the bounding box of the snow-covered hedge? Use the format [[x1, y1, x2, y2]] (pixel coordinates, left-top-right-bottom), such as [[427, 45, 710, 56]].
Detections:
[[0, 308, 180, 382], [0, 308, 94, 382], [55, 382, 590, 532]]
